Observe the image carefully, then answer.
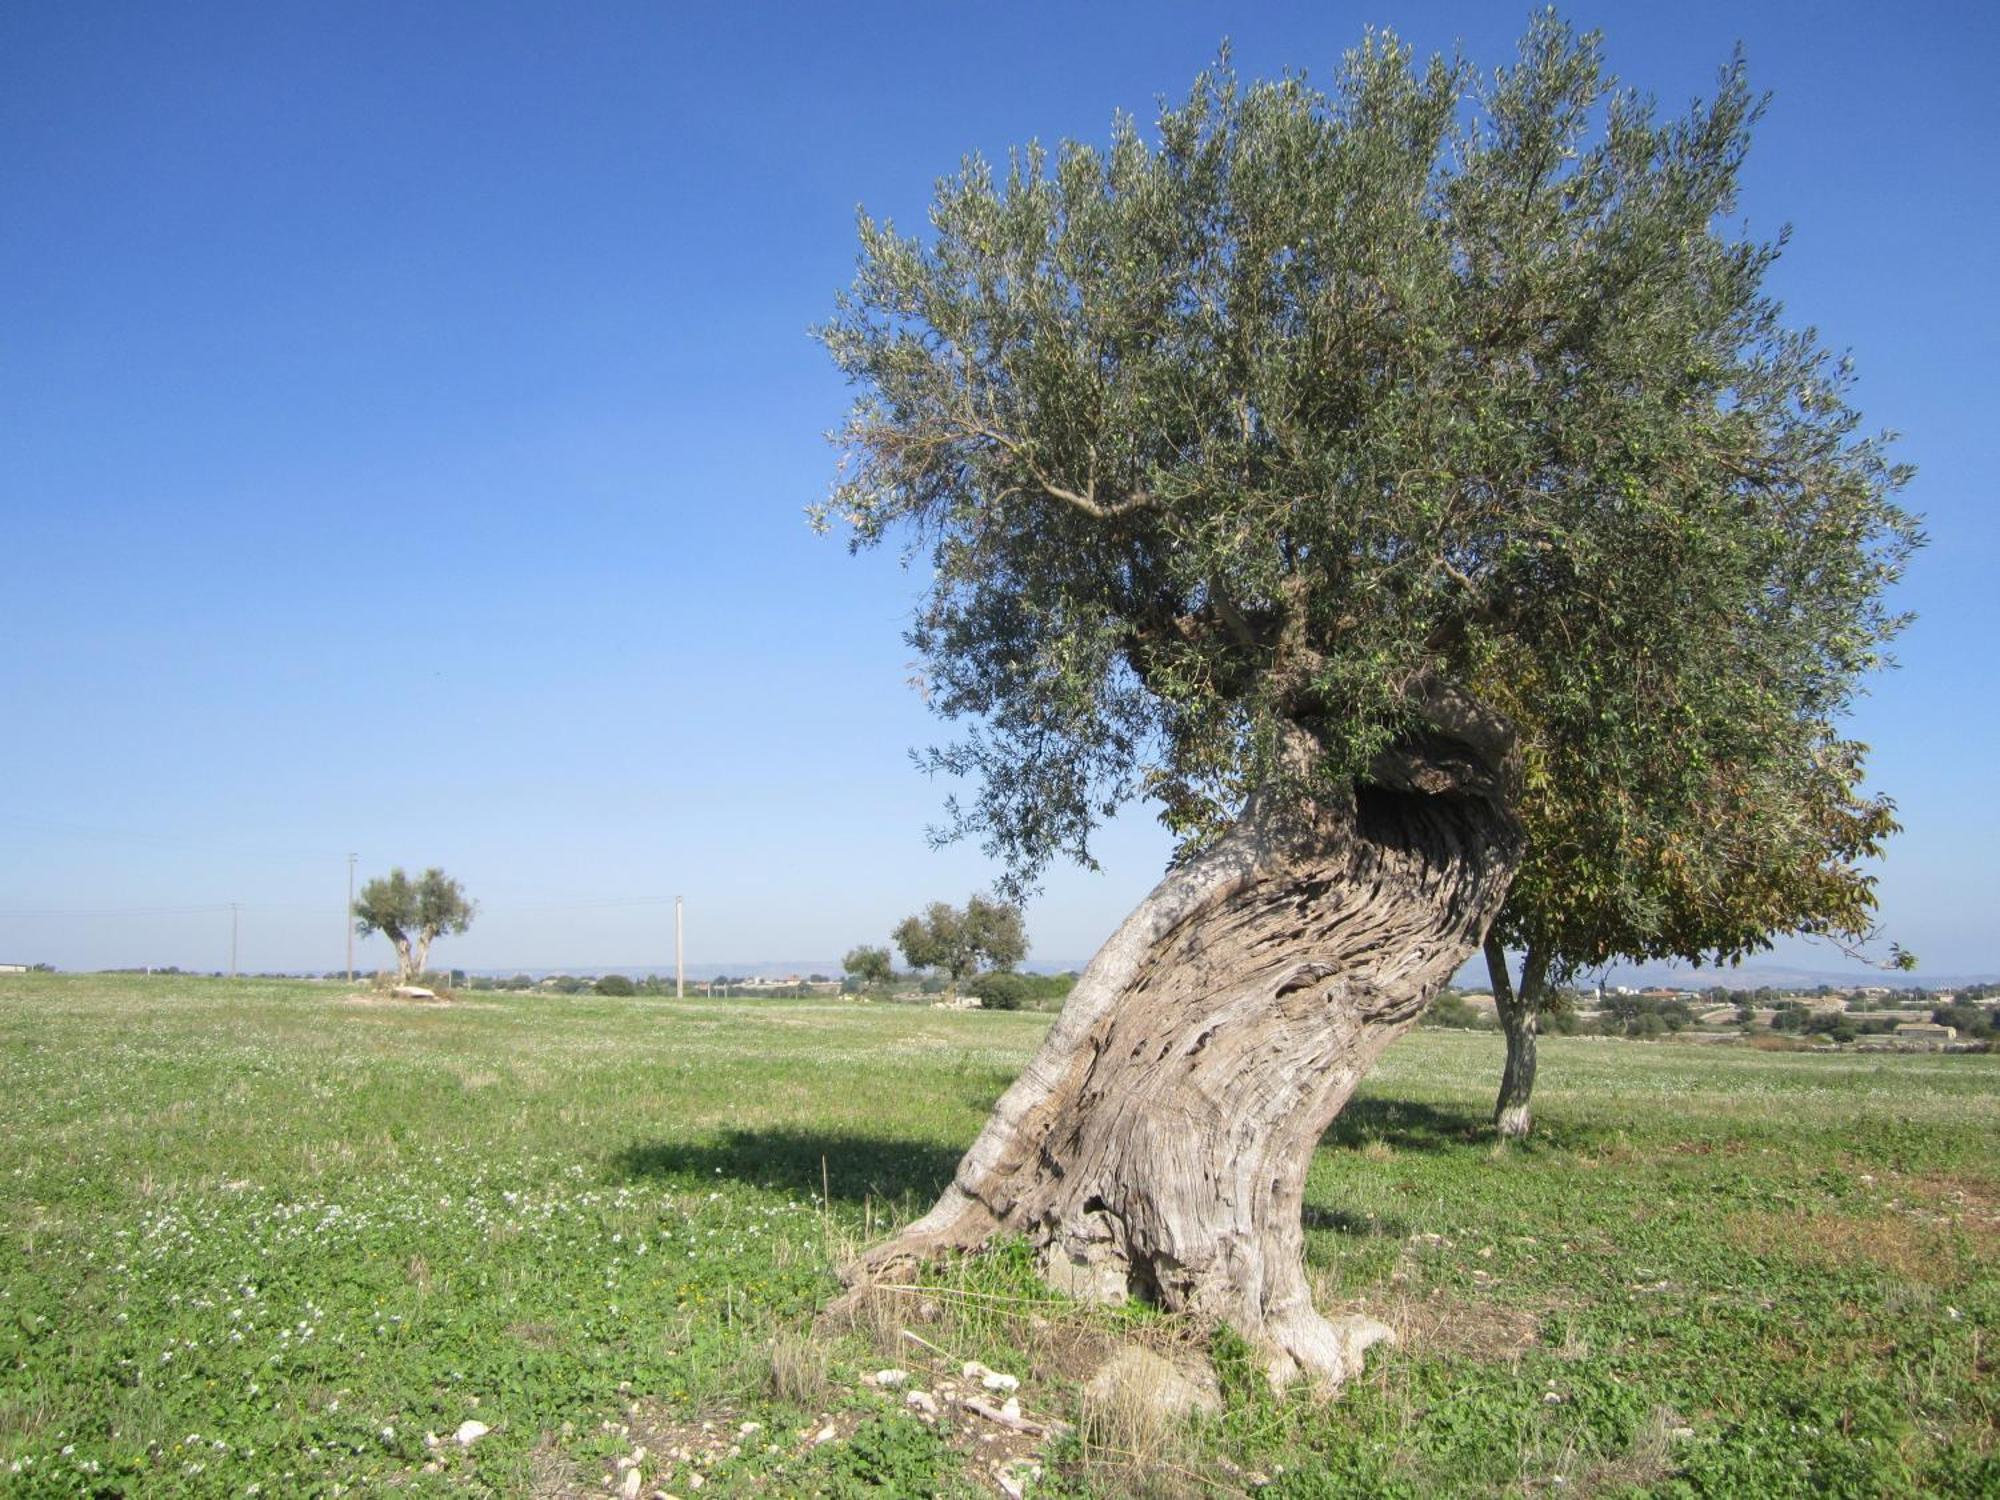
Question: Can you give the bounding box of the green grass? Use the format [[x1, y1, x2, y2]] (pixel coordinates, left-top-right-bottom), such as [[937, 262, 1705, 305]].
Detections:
[[2, 974, 1994, 1497]]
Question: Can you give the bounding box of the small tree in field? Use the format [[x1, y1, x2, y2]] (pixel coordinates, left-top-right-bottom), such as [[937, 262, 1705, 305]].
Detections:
[[1483, 715, 1910, 1138], [818, 17, 1916, 1384], [843, 944, 895, 990], [353, 867, 476, 986], [892, 897, 1028, 991]]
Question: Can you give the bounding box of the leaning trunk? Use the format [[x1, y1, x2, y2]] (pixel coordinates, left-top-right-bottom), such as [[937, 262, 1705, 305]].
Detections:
[[843, 752, 1520, 1386], [1487, 937, 1547, 1141], [390, 933, 417, 985]]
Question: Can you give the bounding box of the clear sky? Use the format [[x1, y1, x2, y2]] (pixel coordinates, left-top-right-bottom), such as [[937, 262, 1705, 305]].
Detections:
[[2, 1, 1994, 979]]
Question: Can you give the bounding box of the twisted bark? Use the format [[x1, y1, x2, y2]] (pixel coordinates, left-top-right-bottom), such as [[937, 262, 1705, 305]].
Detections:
[[842, 738, 1521, 1386]]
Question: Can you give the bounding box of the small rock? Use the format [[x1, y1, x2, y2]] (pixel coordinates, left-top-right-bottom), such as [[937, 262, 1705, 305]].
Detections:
[[981, 1369, 1020, 1394], [811, 1424, 838, 1446], [423, 1432, 441, 1451], [905, 1390, 939, 1417], [621, 1469, 643, 1500], [686, 1475, 703, 1492], [392, 985, 436, 999], [1083, 1346, 1222, 1420], [1000, 1396, 1021, 1422], [737, 1421, 762, 1438], [873, 1368, 910, 1389], [455, 1420, 490, 1446]]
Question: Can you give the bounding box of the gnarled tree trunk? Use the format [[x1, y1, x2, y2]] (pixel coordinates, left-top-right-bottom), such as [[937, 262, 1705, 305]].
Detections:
[[1486, 936, 1548, 1141], [843, 736, 1521, 1386]]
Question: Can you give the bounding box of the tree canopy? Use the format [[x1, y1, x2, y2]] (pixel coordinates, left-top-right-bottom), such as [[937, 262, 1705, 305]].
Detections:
[[842, 944, 895, 988], [892, 896, 1028, 984], [816, 15, 1918, 897]]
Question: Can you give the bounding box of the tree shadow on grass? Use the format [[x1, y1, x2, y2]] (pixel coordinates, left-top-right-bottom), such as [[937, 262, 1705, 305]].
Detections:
[[1323, 1095, 1611, 1157], [613, 1127, 963, 1210], [613, 1099, 1579, 1226], [1302, 1204, 1413, 1239], [1319, 1096, 1491, 1153]]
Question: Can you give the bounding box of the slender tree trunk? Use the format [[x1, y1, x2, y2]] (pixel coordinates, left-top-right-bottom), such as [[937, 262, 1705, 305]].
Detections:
[[1487, 937, 1548, 1141], [413, 933, 434, 980], [841, 748, 1521, 1386], [391, 934, 416, 985]]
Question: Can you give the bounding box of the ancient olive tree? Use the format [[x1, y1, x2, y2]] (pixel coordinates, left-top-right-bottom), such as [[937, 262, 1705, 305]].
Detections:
[[352, 867, 476, 985], [816, 18, 1916, 1384], [892, 896, 1029, 989], [1484, 725, 1907, 1138]]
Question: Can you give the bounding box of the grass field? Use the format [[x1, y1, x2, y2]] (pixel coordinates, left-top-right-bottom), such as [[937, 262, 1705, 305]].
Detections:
[[1, 973, 1994, 1497]]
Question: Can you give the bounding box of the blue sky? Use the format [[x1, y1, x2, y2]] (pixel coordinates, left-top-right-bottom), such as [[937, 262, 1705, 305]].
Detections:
[[2, 1, 1993, 978]]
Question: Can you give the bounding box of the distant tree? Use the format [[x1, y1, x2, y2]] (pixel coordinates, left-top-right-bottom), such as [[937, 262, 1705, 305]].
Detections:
[[596, 974, 636, 996], [1419, 990, 1485, 1030], [892, 897, 1028, 990], [1770, 1002, 1810, 1033], [967, 970, 1032, 1010], [843, 944, 895, 990], [352, 867, 476, 985]]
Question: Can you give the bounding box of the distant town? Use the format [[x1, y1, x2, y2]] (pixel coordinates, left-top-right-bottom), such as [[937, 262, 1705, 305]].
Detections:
[[11, 958, 1995, 1051], [1430, 980, 1999, 1050]]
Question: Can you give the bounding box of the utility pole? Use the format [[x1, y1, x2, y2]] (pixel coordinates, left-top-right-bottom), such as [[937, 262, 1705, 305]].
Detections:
[[346, 853, 357, 982], [675, 896, 684, 1000], [230, 903, 240, 979]]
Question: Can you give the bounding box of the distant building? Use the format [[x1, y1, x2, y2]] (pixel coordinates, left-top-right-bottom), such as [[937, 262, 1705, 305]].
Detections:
[[0, 963, 28, 974], [1894, 1021, 1957, 1041]]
